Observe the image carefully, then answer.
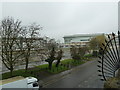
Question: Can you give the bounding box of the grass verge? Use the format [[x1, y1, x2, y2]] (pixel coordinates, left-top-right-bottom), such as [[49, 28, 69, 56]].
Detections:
[[1, 59, 85, 80]]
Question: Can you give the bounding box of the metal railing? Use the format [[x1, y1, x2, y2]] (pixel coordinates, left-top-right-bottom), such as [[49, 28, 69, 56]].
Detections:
[[98, 31, 120, 81]]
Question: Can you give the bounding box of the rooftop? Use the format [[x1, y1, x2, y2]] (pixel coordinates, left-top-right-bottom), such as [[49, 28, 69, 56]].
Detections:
[[63, 33, 104, 38]]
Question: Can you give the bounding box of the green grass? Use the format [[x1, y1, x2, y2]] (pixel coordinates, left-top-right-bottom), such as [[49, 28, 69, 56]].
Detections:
[[1, 59, 86, 80], [61, 59, 74, 64], [61, 59, 85, 66], [2, 69, 36, 80], [72, 60, 85, 66], [47, 64, 68, 74], [36, 64, 48, 69], [46, 59, 85, 73], [84, 54, 93, 57], [36, 63, 69, 74]]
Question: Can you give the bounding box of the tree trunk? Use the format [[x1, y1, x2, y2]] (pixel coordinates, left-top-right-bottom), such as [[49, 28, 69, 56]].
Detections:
[[48, 62, 52, 70], [25, 57, 29, 72], [56, 60, 60, 67], [10, 63, 13, 77], [25, 49, 30, 72], [10, 69, 13, 77]]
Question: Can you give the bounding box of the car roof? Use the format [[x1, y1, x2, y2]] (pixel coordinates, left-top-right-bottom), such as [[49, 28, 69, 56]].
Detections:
[[0, 76, 24, 85]]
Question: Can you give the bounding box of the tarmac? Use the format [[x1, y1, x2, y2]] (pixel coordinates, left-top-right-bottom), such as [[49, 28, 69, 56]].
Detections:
[[40, 60, 99, 88]]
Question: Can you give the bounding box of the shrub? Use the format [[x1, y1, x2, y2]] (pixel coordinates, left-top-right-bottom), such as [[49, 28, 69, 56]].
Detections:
[[70, 46, 88, 61], [92, 51, 98, 57]]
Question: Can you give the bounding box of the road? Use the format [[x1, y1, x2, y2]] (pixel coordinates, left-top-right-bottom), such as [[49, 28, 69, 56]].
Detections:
[[44, 59, 104, 88]]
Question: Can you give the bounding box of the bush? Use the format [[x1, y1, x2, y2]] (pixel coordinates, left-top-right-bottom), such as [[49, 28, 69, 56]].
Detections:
[[92, 51, 98, 57], [70, 46, 88, 61]]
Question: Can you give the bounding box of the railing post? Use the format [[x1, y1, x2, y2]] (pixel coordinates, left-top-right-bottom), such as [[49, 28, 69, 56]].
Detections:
[[117, 68, 120, 79]]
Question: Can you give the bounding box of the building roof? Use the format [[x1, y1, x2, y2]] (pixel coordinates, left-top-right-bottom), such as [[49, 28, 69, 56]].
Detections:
[[63, 33, 104, 38]]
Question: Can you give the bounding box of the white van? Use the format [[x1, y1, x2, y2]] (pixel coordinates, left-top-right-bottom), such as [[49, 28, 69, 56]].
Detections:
[[0, 76, 40, 90]]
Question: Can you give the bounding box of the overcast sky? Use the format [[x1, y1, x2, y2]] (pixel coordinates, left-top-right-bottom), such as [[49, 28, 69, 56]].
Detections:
[[1, 2, 118, 42]]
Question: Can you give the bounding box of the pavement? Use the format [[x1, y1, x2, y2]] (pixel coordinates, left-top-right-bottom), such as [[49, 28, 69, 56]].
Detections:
[[41, 59, 104, 88]]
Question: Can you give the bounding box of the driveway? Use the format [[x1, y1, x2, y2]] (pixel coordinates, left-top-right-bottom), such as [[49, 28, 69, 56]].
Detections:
[[44, 59, 104, 88]]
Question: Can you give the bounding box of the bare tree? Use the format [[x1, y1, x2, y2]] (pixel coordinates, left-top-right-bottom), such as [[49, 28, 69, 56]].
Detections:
[[0, 17, 23, 76], [21, 23, 42, 72], [35, 38, 48, 62], [45, 39, 58, 70], [70, 46, 81, 61], [55, 49, 63, 67]]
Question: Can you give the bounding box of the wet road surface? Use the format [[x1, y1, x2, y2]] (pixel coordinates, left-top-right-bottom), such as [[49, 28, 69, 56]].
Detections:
[[44, 59, 104, 88]]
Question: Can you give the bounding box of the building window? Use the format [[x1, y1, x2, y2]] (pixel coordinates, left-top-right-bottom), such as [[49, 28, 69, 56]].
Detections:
[[80, 39, 88, 41]]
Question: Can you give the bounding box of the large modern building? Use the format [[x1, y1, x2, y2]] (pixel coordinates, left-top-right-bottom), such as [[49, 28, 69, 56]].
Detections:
[[63, 33, 104, 48]]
